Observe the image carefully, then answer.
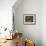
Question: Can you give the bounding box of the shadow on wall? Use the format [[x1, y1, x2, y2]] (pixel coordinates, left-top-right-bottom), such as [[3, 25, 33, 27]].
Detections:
[[12, 0, 41, 46]]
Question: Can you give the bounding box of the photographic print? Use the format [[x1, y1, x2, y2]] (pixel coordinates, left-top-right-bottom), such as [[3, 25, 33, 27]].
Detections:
[[23, 14, 36, 25]]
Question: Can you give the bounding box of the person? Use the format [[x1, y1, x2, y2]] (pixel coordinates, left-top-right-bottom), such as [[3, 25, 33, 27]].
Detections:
[[15, 34, 22, 46]]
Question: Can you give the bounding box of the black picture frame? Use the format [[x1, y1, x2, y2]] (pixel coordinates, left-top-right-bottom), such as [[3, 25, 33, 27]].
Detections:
[[23, 14, 36, 25]]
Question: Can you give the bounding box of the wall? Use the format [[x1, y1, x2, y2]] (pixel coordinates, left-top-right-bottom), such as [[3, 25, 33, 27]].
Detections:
[[0, 0, 46, 46], [13, 0, 41, 46], [0, 0, 16, 29], [41, 0, 46, 46]]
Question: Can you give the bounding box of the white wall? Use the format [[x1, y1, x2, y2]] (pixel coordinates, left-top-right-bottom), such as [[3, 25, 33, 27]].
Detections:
[[0, 0, 46, 46], [13, 0, 41, 46], [0, 0, 16, 29], [41, 0, 46, 46]]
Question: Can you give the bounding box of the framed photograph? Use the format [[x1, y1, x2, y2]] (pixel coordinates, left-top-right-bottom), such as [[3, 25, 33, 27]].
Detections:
[[23, 14, 36, 25]]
